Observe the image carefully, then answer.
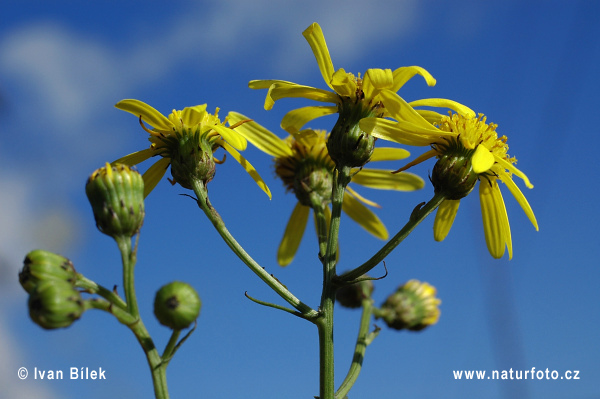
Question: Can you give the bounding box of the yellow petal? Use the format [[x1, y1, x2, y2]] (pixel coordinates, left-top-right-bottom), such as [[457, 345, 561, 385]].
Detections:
[[494, 155, 534, 189], [342, 192, 388, 240], [280, 106, 337, 134], [409, 98, 475, 118], [112, 148, 155, 166], [211, 124, 247, 151], [433, 199, 460, 241], [379, 90, 439, 129], [330, 68, 356, 97], [180, 104, 208, 125], [392, 66, 436, 91], [249, 79, 298, 90], [266, 83, 338, 110], [115, 99, 172, 131], [278, 202, 310, 266], [142, 157, 170, 198], [393, 149, 438, 173], [228, 112, 292, 158], [359, 117, 440, 146], [363, 68, 394, 100], [472, 145, 495, 174], [370, 147, 411, 162], [479, 180, 511, 259], [302, 22, 335, 91], [498, 173, 539, 231], [350, 168, 424, 191], [345, 186, 380, 208], [415, 109, 446, 124], [219, 140, 272, 199]]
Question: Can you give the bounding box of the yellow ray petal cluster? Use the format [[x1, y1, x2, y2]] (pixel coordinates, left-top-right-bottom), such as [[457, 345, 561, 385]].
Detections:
[[113, 99, 270, 198], [360, 96, 538, 259]]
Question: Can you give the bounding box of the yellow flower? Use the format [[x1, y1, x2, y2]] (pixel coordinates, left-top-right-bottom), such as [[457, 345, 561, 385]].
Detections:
[[360, 91, 538, 259], [249, 22, 437, 168], [113, 99, 270, 198], [228, 112, 424, 266]]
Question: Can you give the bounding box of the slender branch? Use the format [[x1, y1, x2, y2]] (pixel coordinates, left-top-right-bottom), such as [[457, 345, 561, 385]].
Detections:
[[337, 192, 446, 283], [245, 292, 311, 321], [76, 276, 127, 310], [335, 299, 379, 398], [116, 236, 139, 317], [191, 177, 318, 320]]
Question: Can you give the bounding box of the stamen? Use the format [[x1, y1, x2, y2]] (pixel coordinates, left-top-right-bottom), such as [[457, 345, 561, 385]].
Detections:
[[213, 154, 227, 164], [138, 116, 159, 136], [229, 118, 253, 130]]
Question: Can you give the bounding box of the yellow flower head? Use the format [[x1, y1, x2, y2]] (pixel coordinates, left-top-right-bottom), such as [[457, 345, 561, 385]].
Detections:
[[227, 112, 424, 266], [359, 92, 538, 259], [249, 22, 437, 168], [113, 99, 270, 198]]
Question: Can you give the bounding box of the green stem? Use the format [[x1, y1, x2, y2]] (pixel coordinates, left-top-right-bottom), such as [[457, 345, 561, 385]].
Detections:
[[114, 235, 169, 399], [337, 192, 446, 284], [116, 236, 138, 317], [311, 201, 329, 261], [162, 330, 182, 364], [318, 166, 352, 399], [76, 276, 127, 310], [191, 178, 318, 319], [336, 299, 378, 398]]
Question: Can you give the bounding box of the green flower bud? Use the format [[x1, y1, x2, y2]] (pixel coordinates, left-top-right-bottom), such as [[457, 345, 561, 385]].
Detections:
[[292, 163, 333, 208], [168, 130, 216, 189], [431, 138, 479, 200], [377, 280, 441, 331], [336, 278, 374, 309], [327, 100, 379, 168], [86, 163, 145, 238], [19, 250, 77, 294], [28, 280, 84, 330], [154, 281, 201, 330]]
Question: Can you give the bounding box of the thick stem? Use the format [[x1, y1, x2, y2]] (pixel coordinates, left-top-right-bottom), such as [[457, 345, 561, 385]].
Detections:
[[191, 178, 318, 319], [337, 192, 446, 283], [318, 166, 352, 399]]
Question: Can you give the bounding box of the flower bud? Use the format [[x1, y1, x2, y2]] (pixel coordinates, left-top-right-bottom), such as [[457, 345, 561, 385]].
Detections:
[[19, 250, 77, 294], [154, 281, 201, 330], [377, 280, 441, 331], [86, 163, 145, 238], [28, 280, 84, 329], [168, 130, 216, 189], [336, 279, 374, 309], [327, 101, 378, 168], [431, 139, 478, 200]]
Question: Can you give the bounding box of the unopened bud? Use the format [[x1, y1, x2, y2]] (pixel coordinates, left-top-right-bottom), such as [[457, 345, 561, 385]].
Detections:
[[28, 280, 84, 329], [336, 278, 374, 309], [154, 281, 201, 330], [377, 279, 441, 331], [86, 163, 145, 238], [19, 250, 77, 294]]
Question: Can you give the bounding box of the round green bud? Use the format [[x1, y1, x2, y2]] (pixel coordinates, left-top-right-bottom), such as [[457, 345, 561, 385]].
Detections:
[[336, 279, 374, 309], [431, 139, 479, 200], [377, 280, 441, 331], [28, 280, 84, 330], [154, 281, 201, 330], [19, 250, 77, 294], [327, 100, 378, 168], [168, 130, 216, 190], [86, 163, 145, 239]]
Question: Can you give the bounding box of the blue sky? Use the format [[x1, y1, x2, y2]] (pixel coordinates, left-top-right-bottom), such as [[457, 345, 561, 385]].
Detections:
[[1, 1, 599, 398]]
